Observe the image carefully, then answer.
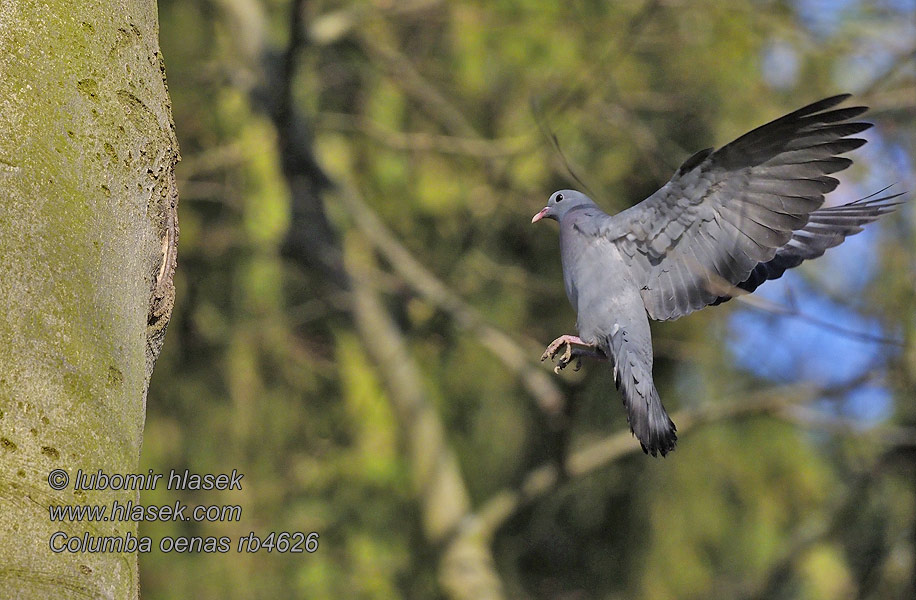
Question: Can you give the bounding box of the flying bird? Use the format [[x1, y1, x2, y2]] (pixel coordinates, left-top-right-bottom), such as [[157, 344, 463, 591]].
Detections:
[[531, 94, 903, 457]]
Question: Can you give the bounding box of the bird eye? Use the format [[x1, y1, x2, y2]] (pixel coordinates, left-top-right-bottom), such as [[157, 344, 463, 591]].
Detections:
[[555, 193, 564, 202]]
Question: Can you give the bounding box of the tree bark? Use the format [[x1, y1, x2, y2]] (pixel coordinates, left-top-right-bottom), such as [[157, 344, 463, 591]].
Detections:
[[0, 1, 178, 598]]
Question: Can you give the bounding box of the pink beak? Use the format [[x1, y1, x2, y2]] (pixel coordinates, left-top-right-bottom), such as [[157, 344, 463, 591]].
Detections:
[[531, 207, 549, 223]]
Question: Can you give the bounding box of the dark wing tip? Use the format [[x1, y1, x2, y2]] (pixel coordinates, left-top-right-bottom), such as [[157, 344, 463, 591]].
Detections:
[[773, 94, 856, 125], [799, 93, 854, 115], [806, 105, 870, 125], [824, 93, 853, 103], [841, 137, 869, 152], [713, 94, 869, 170], [840, 106, 869, 120], [846, 184, 908, 207]]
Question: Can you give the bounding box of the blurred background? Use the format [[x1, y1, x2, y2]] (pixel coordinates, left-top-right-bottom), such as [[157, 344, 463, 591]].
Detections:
[[138, 0, 916, 598]]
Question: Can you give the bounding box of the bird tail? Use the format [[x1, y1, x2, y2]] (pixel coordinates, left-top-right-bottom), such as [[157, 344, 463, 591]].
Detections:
[[605, 331, 678, 457], [633, 385, 678, 457]]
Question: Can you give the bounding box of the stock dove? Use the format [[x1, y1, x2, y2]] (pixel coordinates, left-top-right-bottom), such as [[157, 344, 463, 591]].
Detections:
[[531, 94, 902, 456]]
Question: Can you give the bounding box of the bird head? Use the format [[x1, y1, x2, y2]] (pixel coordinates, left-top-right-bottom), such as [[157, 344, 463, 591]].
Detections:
[[531, 190, 595, 223]]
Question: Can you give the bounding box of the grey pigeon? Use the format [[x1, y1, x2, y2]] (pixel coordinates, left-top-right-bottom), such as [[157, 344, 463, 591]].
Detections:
[[531, 94, 903, 457]]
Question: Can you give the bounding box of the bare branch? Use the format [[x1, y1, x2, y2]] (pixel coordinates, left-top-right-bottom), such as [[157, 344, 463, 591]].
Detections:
[[316, 112, 531, 158], [474, 386, 800, 537], [733, 290, 905, 347], [307, 1, 445, 46], [336, 182, 568, 418], [738, 447, 905, 600], [346, 239, 506, 600], [701, 267, 904, 347], [861, 46, 916, 98], [777, 404, 916, 447], [359, 32, 479, 138], [543, 0, 662, 119], [274, 8, 510, 596], [475, 372, 883, 538]]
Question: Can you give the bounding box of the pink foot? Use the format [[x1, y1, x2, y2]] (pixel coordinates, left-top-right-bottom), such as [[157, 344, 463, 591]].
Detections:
[[540, 335, 607, 373], [540, 335, 587, 362]]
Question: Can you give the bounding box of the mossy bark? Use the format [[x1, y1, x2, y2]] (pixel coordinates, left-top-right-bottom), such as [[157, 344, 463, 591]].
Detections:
[[0, 1, 178, 598]]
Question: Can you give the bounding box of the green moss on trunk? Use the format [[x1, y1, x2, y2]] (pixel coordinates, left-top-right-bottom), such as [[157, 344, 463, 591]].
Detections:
[[0, 1, 178, 597]]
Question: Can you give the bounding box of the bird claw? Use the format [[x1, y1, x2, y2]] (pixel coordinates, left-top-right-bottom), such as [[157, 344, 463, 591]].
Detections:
[[540, 337, 571, 363], [541, 335, 606, 374], [552, 353, 580, 374], [545, 338, 577, 373], [553, 356, 570, 373]]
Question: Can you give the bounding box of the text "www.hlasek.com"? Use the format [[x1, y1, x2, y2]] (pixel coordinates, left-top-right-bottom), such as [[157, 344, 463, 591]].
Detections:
[[49, 499, 242, 523]]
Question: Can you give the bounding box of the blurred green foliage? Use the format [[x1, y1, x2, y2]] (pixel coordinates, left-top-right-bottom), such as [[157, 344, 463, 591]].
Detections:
[[140, 0, 915, 598]]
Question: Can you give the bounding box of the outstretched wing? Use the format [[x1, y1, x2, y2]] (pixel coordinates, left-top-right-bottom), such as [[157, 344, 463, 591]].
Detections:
[[711, 190, 903, 304], [604, 94, 873, 321]]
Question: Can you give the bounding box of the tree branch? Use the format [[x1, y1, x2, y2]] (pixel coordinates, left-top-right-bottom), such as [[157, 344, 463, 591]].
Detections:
[[359, 32, 479, 138], [705, 268, 905, 347], [315, 112, 531, 158], [733, 288, 905, 347], [336, 182, 568, 419], [475, 372, 883, 539], [738, 447, 904, 600], [270, 5, 509, 597], [345, 238, 506, 600]]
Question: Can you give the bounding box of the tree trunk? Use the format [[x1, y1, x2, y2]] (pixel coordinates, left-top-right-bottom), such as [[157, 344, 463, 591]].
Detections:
[[0, 1, 178, 598]]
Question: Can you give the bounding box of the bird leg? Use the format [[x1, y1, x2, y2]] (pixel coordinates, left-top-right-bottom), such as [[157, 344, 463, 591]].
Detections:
[[540, 335, 608, 374]]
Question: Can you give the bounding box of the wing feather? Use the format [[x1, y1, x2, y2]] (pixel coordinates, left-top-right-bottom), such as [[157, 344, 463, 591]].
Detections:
[[710, 191, 904, 305], [602, 95, 882, 320]]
